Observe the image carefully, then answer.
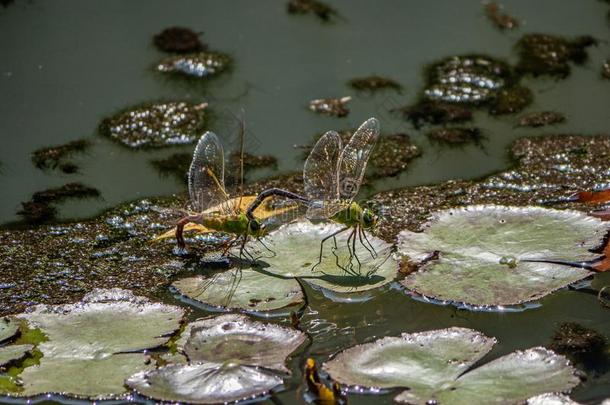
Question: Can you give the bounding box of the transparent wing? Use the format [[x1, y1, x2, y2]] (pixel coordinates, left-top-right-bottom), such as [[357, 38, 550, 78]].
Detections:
[[188, 131, 229, 212], [303, 130, 342, 219], [337, 117, 380, 201]]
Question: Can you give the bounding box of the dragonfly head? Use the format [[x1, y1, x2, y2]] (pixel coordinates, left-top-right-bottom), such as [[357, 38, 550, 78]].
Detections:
[[247, 218, 267, 237], [361, 208, 378, 229]]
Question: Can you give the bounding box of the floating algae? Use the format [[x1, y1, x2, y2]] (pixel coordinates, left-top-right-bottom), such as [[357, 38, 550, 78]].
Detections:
[[309, 96, 351, 117], [156, 52, 231, 78], [153, 27, 206, 53], [100, 101, 208, 148], [348, 75, 402, 93], [516, 33, 597, 78], [17, 183, 100, 224], [31, 139, 90, 173], [518, 111, 566, 128], [427, 127, 484, 146]]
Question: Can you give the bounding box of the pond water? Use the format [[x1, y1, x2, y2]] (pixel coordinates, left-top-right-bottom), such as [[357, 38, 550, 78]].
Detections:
[[0, 0, 609, 404]]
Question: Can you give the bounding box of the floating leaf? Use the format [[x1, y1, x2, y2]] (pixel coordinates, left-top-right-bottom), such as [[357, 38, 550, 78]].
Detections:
[[397, 206, 609, 307], [8, 289, 185, 399], [18, 354, 152, 399], [173, 268, 304, 312], [0, 318, 19, 343], [526, 393, 581, 405], [323, 327, 580, 405], [176, 314, 306, 372], [126, 362, 283, 404], [18, 288, 185, 358], [0, 344, 33, 367], [243, 221, 398, 293]]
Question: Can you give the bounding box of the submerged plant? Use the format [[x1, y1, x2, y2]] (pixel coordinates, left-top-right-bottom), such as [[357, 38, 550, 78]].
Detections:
[[323, 327, 580, 404], [397, 205, 610, 308], [518, 111, 566, 128], [31, 139, 89, 173], [393, 101, 473, 129], [348, 75, 402, 93], [287, 0, 339, 22], [516, 34, 597, 78], [427, 127, 484, 146], [153, 26, 206, 53], [99, 101, 208, 148]]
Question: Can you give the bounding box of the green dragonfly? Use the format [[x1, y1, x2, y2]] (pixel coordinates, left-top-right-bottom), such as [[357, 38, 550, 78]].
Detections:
[[247, 117, 381, 274]]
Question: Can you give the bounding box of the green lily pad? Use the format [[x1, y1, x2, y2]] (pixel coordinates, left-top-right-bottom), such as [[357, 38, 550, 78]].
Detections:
[[0, 344, 33, 367], [18, 354, 152, 399], [323, 327, 580, 405], [0, 318, 19, 343], [176, 314, 306, 372], [244, 221, 398, 293], [172, 268, 304, 312], [397, 205, 609, 307], [18, 288, 185, 358], [8, 289, 184, 399], [126, 362, 283, 404]]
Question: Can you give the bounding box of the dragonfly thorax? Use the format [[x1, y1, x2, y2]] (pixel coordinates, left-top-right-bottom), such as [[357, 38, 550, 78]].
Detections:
[[332, 201, 377, 229], [200, 213, 266, 237]]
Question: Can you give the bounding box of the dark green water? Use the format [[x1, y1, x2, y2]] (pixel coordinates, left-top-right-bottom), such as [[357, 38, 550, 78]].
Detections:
[[1, 0, 609, 404]]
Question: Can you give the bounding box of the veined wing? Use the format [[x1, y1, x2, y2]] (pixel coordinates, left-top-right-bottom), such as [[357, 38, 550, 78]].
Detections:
[[337, 117, 379, 201], [303, 130, 342, 219], [188, 132, 230, 212]]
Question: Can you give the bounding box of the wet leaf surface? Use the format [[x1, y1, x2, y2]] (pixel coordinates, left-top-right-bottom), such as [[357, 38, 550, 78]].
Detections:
[[323, 327, 579, 405], [398, 205, 609, 307], [126, 362, 283, 404], [0, 344, 33, 367], [176, 314, 306, 372], [173, 268, 305, 312], [245, 221, 398, 293]]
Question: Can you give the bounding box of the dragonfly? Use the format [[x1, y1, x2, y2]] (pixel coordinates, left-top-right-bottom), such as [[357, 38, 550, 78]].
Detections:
[[247, 117, 381, 275], [156, 124, 292, 260]]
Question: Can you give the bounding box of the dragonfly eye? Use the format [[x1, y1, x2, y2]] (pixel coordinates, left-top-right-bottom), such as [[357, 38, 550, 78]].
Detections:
[[362, 209, 377, 228], [249, 220, 261, 232]]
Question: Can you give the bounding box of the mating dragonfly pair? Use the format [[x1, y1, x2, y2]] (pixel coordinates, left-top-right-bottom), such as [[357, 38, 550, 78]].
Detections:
[[165, 117, 380, 275]]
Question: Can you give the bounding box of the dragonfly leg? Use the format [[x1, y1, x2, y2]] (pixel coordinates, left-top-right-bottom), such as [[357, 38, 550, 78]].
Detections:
[[221, 237, 238, 257], [358, 226, 377, 259], [312, 226, 349, 272], [176, 214, 204, 249], [257, 237, 276, 258], [351, 228, 362, 275], [238, 234, 257, 262]]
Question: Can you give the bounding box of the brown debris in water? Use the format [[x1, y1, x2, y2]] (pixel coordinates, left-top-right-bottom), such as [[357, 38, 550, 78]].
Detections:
[[484, 2, 519, 30], [309, 97, 351, 117], [348, 76, 402, 93], [31, 139, 90, 174], [427, 127, 483, 146], [394, 101, 473, 129], [153, 27, 206, 54], [287, 0, 339, 22], [516, 34, 597, 78], [17, 183, 101, 224], [549, 322, 609, 375], [372, 134, 610, 240], [489, 85, 533, 115], [518, 111, 566, 128]]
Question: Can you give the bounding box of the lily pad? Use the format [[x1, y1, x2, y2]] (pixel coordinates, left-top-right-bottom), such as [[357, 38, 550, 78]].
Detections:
[[244, 221, 398, 293], [172, 268, 304, 312], [8, 289, 184, 399], [526, 393, 580, 405], [126, 362, 283, 404], [0, 318, 19, 343], [176, 314, 306, 372], [323, 327, 580, 405], [397, 205, 609, 307], [18, 354, 152, 399], [0, 344, 33, 367], [18, 288, 185, 358]]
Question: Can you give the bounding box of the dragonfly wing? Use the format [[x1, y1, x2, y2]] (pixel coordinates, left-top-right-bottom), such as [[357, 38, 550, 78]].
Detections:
[[303, 130, 342, 218], [338, 118, 380, 201], [306, 201, 348, 220], [188, 132, 229, 212]]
